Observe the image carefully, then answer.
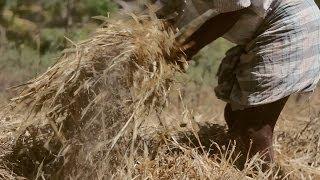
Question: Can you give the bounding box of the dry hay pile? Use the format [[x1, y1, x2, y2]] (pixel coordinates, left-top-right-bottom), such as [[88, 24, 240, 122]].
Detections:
[[0, 14, 185, 179], [1, 12, 319, 180], [275, 107, 320, 179]]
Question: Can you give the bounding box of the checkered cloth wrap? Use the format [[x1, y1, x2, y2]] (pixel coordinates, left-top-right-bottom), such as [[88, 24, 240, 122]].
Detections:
[[215, 0, 320, 108]]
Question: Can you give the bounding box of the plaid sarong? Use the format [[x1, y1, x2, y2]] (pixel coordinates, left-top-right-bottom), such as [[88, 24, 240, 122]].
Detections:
[[215, 0, 320, 108]]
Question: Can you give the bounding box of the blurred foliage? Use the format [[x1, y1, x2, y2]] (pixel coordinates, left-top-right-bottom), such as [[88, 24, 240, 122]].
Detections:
[[0, 0, 117, 49], [0, 0, 118, 103], [188, 39, 233, 86], [0, 0, 117, 99]]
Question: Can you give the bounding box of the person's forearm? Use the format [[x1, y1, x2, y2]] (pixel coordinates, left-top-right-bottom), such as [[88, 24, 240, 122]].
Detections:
[[183, 9, 248, 58]]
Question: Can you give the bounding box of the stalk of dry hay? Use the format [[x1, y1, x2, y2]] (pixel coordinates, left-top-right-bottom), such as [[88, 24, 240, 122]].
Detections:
[[2, 14, 185, 178], [1, 13, 320, 179]]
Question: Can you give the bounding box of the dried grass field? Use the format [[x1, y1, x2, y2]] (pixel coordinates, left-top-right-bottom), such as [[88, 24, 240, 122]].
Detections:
[[1, 81, 320, 179], [0, 15, 320, 179]]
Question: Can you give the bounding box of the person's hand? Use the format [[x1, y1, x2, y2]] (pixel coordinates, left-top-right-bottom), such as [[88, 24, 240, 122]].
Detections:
[[180, 40, 198, 60], [176, 57, 189, 73], [174, 40, 196, 72]]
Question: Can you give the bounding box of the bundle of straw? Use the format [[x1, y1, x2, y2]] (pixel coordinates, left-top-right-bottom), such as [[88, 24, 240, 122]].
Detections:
[[2, 14, 185, 178]]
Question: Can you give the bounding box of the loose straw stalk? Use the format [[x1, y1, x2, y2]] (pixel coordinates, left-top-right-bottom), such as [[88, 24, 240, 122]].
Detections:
[[3, 14, 186, 178]]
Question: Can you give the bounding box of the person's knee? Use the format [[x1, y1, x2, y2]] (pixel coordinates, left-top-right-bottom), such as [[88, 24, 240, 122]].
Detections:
[[224, 103, 234, 129], [247, 125, 273, 145]]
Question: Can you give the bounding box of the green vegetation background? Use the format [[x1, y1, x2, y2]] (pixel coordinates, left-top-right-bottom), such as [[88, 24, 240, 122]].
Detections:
[[0, 0, 319, 101]]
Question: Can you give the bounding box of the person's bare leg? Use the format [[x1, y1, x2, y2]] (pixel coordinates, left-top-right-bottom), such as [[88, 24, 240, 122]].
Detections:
[[224, 96, 289, 170]]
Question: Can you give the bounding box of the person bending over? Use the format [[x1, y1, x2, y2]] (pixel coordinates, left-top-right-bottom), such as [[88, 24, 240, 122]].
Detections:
[[155, 0, 320, 169]]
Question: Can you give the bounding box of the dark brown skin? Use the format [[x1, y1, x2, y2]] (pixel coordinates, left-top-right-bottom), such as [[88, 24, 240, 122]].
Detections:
[[182, 8, 249, 58], [225, 97, 289, 170], [181, 8, 290, 170]]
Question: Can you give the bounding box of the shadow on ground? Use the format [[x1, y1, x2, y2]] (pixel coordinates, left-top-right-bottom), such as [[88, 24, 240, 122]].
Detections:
[[177, 123, 233, 155]]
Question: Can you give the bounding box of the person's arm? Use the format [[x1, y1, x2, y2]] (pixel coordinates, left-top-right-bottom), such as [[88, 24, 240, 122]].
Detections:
[[182, 8, 248, 58]]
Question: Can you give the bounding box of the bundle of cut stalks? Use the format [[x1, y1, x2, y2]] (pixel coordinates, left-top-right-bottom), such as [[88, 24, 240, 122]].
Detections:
[[1, 14, 185, 179]]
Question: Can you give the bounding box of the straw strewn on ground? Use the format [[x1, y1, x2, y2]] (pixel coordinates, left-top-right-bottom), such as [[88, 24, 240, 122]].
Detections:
[[0, 13, 320, 180]]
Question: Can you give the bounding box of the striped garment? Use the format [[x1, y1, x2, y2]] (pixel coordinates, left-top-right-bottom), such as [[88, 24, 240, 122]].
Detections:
[[159, 0, 320, 108], [173, 0, 274, 44], [215, 0, 320, 109]]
